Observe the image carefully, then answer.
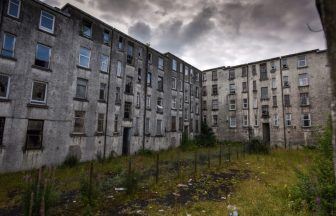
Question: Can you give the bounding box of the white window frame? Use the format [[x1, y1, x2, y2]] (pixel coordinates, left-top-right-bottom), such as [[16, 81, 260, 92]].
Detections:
[[100, 54, 109, 72], [229, 84, 236, 94], [229, 99, 236, 111], [146, 95, 151, 109], [229, 116, 237, 128], [297, 55, 307, 68], [285, 113, 292, 127], [35, 43, 51, 68], [79, 47, 91, 68], [2, 33, 16, 57], [136, 92, 140, 107], [299, 73, 309, 87], [301, 113, 311, 127], [271, 78, 276, 89], [0, 74, 10, 99], [7, 0, 21, 18], [172, 97, 177, 109], [30, 81, 47, 104], [212, 99, 218, 110], [253, 97, 258, 109], [117, 61, 123, 77], [39, 10, 55, 34], [254, 114, 258, 126], [158, 57, 164, 70], [172, 77, 177, 90], [274, 114, 279, 126], [300, 93, 310, 106], [172, 59, 177, 71], [243, 98, 248, 109], [243, 115, 248, 127]]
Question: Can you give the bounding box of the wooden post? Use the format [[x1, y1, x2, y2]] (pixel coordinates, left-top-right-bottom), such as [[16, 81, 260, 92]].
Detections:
[[155, 153, 159, 184], [89, 162, 93, 204], [194, 150, 197, 178]]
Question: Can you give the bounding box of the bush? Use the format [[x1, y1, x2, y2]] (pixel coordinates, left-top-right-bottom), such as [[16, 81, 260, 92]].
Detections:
[[96, 151, 104, 163], [180, 132, 197, 151], [290, 121, 336, 215], [247, 138, 270, 154], [62, 154, 79, 168], [137, 149, 154, 156], [196, 122, 216, 147]]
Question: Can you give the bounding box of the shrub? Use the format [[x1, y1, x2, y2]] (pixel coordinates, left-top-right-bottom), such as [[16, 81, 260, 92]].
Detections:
[[196, 122, 216, 147], [62, 154, 79, 168], [247, 138, 270, 154], [180, 132, 197, 151], [137, 149, 154, 156], [96, 151, 104, 163], [290, 121, 336, 215]]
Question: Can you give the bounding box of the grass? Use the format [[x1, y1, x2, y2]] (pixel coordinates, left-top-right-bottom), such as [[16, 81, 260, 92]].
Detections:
[[0, 146, 314, 215]]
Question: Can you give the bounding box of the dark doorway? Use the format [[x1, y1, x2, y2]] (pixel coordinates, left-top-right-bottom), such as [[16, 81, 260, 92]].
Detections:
[[184, 126, 189, 134], [122, 128, 131, 156], [262, 123, 270, 144]]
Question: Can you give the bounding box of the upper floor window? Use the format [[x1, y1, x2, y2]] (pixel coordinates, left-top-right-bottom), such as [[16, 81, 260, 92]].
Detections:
[[212, 70, 217, 81], [270, 61, 276, 71], [260, 63, 268, 80], [148, 52, 152, 63], [31, 81, 47, 104], [229, 84, 236, 94], [138, 47, 143, 59], [212, 84, 218, 95], [172, 59, 177, 71], [213, 115, 218, 126], [242, 81, 247, 92], [127, 41, 134, 65], [180, 63, 183, 73], [243, 98, 248, 109], [300, 93, 309, 106], [125, 76, 133, 94], [229, 99, 236, 110], [285, 113, 292, 127], [297, 55, 307, 68], [261, 87, 268, 99], [35, 43, 51, 69], [99, 83, 107, 101], [74, 111, 85, 133], [81, 20, 92, 38], [284, 95, 291, 107], [0, 74, 10, 99], [253, 80, 257, 91], [39, 11, 55, 34], [117, 61, 123, 77], [136, 92, 140, 108], [299, 73, 309, 86], [26, 120, 44, 150], [203, 72, 207, 82], [261, 105, 269, 117], [301, 113, 311, 127], [0, 117, 4, 146], [75, 78, 88, 99], [124, 102, 132, 120], [158, 57, 164, 70], [274, 114, 279, 126], [229, 116, 236, 128], [229, 69, 235, 80], [103, 30, 110, 45], [283, 75, 290, 87], [100, 54, 109, 72], [271, 78, 276, 89], [156, 119, 163, 135], [172, 77, 177, 90], [242, 66, 247, 77], [7, 0, 21, 18], [282, 58, 288, 69], [118, 36, 123, 50], [137, 68, 142, 83], [212, 99, 218, 110], [252, 65, 256, 75], [97, 113, 105, 133], [147, 72, 152, 86], [1, 33, 16, 57], [79, 47, 91, 68]]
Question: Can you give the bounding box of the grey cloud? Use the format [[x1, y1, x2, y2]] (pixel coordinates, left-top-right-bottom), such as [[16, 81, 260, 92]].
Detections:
[[42, 0, 62, 7], [128, 22, 152, 43]]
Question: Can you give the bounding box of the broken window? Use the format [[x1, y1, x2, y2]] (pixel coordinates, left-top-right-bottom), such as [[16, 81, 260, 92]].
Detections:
[[0, 74, 10, 99], [35, 43, 51, 69], [124, 102, 132, 120], [283, 76, 290, 87], [31, 81, 47, 104], [125, 76, 133, 94], [26, 119, 44, 150], [81, 20, 92, 38], [74, 111, 85, 133]]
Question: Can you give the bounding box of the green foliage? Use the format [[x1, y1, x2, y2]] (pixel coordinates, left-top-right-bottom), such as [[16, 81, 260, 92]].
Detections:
[[137, 148, 154, 156], [123, 171, 140, 195], [290, 121, 336, 215], [196, 122, 216, 147], [62, 154, 79, 168], [247, 138, 270, 154], [180, 132, 198, 151], [79, 166, 101, 212], [96, 151, 104, 163]]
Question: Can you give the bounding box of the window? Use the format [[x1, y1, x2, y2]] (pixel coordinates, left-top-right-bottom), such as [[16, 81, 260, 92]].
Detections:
[[172, 59, 177, 71], [79, 47, 91, 68], [243, 115, 248, 127], [39, 11, 55, 33], [158, 57, 164, 70], [272, 95, 277, 107], [172, 77, 177, 90], [145, 118, 150, 134], [137, 68, 142, 83], [196, 87, 199, 98], [157, 98, 163, 113], [229, 69, 235, 80], [180, 63, 183, 73], [253, 80, 257, 91], [252, 65, 256, 75], [195, 120, 199, 133], [0, 117, 4, 146], [271, 78, 276, 89], [0, 74, 10, 99], [274, 114, 279, 126], [212, 71, 217, 81], [127, 42, 134, 65], [134, 117, 140, 135], [196, 103, 199, 114], [229, 99, 236, 110], [148, 52, 152, 64], [100, 54, 109, 72], [117, 61, 123, 77], [26, 120, 44, 150], [124, 102, 132, 120], [212, 99, 218, 110], [283, 76, 289, 87], [115, 87, 121, 104], [284, 95, 290, 107], [97, 113, 105, 133], [301, 113, 311, 127], [299, 73, 309, 86], [179, 98, 183, 110], [254, 114, 258, 126], [1, 33, 16, 57], [261, 105, 269, 117], [136, 92, 140, 108], [260, 63, 267, 80], [158, 76, 163, 92], [76, 78, 88, 99], [31, 81, 47, 104], [297, 55, 307, 68], [229, 84, 236, 94], [172, 97, 177, 109], [7, 0, 21, 18], [146, 95, 151, 109], [300, 93, 309, 106], [137, 47, 143, 59], [74, 111, 85, 133], [242, 66, 247, 77], [35, 43, 51, 68], [212, 85, 218, 95], [156, 119, 162, 135], [171, 116, 176, 131], [229, 116, 236, 128], [179, 80, 183, 91], [203, 115, 207, 124], [99, 83, 107, 101], [81, 20, 92, 38], [270, 61, 276, 71], [202, 100, 207, 110], [179, 117, 183, 131], [184, 107, 188, 120], [118, 36, 123, 50], [125, 76, 133, 94], [103, 30, 110, 44], [185, 66, 189, 77], [243, 98, 248, 109], [285, 113, 292, 127], [253, 97, 258, 109], [147, 72, 152, 86], [242, 82, 247, 92], [213, 115, 218, 126], [261, 87, 268, 99], [203, 72, 207, 82], [114, 114, 119, 133], [202, 86, 207, 96], [282, 58, 288, 69]]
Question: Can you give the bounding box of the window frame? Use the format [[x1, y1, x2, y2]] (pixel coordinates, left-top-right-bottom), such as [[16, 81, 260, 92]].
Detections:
[[229, 116, 236, 128], [25, 119, 44, 150], [75, 78, 88, 99], [74, 111, 85, 134], [299, 73, 309, 87], [0, 117, 5, 146], [97, 113, 105, 133], [81, 20, 92, 38], [301, 113, 311, 127], [100, 54, 109, 73], [2, 33, 16, 57], [79, 47, 91, 68], [39, 10, 55, 34], [229, 99, 236, 111], [297, 55, 307, 68], [116, 61, 123, 77], [7, 0, 21, 18], [0, 74, 10, 99], [35, 43, 51, 69], [285, 113, 292, 127], [30, 81, 48, 104], [99, 83, 107, 101]]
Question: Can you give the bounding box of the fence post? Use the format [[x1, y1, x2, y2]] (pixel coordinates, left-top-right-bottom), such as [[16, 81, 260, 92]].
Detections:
[[155, 153, 159, 184], [236, 146, 239, 160], [177, 152, 181, 179], [194, 150, 197, 179], [89, 162, 93, 204], [228, 146, 231, 162], [219, 142, 222, 166], [207, 147, 210, 169]]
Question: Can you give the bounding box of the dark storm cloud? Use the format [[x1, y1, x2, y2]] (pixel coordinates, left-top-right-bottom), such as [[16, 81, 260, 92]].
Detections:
[[128, 22, 152, 43]]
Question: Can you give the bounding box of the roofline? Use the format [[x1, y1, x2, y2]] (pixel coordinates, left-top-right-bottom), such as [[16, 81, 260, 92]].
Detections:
[[164, 52, 202, 72], [32, 0, 70, 17], [203, 49, 327, 72]]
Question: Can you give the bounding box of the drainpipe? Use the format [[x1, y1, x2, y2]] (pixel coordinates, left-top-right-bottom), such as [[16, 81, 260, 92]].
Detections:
[[279, 58, 287, 149], [247, 65, 251, 144], [0, 0, 6, 32], [103, 29, 114, 160], [141, 44, 150, 150]]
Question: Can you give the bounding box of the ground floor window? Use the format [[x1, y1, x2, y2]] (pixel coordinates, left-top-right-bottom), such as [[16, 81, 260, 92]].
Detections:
[[97, 113, 105, 133], [26, 119, 44, 150], [156, 119, 162, 135], [74, 111, 85, 133], [0, 117, 5, 146], [229, 116, 236, 128], [301, 113, 311, 127]]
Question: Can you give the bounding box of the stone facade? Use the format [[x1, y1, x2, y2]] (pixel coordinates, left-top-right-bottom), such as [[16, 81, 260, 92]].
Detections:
[[0, 0, 201, 172], [203, 50, 331, 147]]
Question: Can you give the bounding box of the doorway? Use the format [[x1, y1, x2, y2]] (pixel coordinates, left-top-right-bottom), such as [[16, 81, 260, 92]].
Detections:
[[262, 123, 270, 144], [122, 128, 131, 156]]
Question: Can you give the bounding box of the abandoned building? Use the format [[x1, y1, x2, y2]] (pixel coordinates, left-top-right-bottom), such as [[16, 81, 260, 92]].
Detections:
[[203, 49, 331, 147], [0, 0, 332, 172]]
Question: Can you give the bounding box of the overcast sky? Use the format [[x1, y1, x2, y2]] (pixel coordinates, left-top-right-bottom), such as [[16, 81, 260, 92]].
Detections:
[[43, 0, 326, 70]]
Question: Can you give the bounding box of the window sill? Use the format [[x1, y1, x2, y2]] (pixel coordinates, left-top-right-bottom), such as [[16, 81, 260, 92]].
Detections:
[[27, 103, 49, 109], [156, 135, 164, 137], [32, 65, 52, 72], [74, 97, 89, 102], [98, 100, 107, 104], [271, 88, 277, 90], [300, 104, 310, 107], [113, 132, 120, 136], [38, 28, 56, 37], [0, 54, 17, 61], [123, 118, 133, 122], [70, 133, 86, 137], [261, 98, 269, 101], [79, 33, 93, 41], [95, 132, 104, 136], [135, 106, 140, 109], [297, 66, 308, 69], [100, 70, 109, 74], [229, 109, 236, 111], [298, 85, 309, 88], [283, 85, 290, 89], [0, 98, 11, 103], [76, 65, 91, 71], [171, 108, 177, 111], [260, 78, 269, 81], [282, 66, 289, 70]]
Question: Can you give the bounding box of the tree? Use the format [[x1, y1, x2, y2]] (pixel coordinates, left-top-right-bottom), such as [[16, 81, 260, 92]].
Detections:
[[196, 122, 216, 147]]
